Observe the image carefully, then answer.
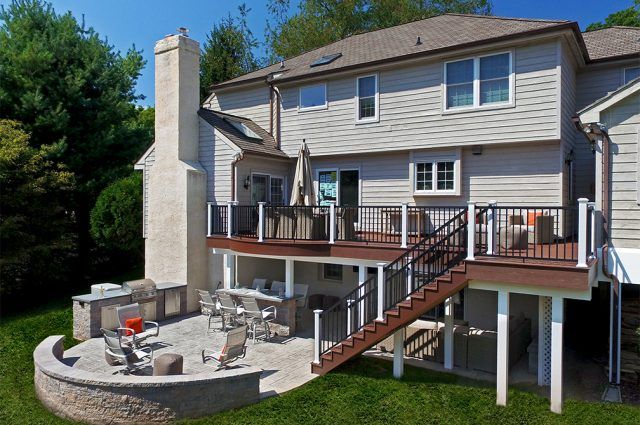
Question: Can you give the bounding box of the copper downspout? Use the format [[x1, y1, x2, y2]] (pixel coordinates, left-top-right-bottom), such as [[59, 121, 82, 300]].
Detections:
[[230, 152, 244, 202], [267, 79, 281, 149]]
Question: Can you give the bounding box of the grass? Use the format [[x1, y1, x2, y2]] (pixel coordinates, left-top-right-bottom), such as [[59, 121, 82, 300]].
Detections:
[[1, 303, 639, 424]]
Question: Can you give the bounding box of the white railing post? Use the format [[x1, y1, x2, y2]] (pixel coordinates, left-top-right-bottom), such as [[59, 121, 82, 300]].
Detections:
[[313, 309, 322, 364], [577, 198, 588, 268], [346, 299, 354, 334], [401, 203, 408, 248], [377, 262, 386, 321], [257, 202, 265, 242], [588, 202, 596, 260], [405, 256, 412, 300], [226, 201, 234, 238], [466, 201, 476, 260], [207, 203, 212, 237], [487, 200, 497, 255], [329, 201, 336, 244]]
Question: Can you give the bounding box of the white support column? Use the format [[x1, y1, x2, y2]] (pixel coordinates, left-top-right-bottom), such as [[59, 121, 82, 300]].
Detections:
[[257, 202, 265, 242], [487, 200, 497, 255], [496, 290, 510, 406], [444, 296, 454, 370], [207, 203, 212, 237], [577, 198, 588, 268], [538, 296, 552, 386], [401, 203, 408, 248], [406, 257, 413, 300], [329, 201, 336, 244], [358, 265, 367, 329], [550, 296, 564, 414], [313, 309, 322, 364], [377, 262, 385, 321], [466, 201, 476, 260], [285, 259, 295, 298], [226, 201, 234, 238], [223, 253, 236, 289], [393, 328, 405, 378]]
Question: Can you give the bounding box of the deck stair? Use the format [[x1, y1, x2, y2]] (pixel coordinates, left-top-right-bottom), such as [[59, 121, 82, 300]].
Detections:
[[312, 209, 470, 375]]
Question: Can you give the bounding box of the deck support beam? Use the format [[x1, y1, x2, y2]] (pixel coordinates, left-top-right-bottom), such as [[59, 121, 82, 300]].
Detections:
[[285, 259, 294, 298], [223, 253, 236, 289], [496, 290, 509, 406], [444, 296, 454, 370], [393, 328, 405, 378], [550, 296, 564, 414]]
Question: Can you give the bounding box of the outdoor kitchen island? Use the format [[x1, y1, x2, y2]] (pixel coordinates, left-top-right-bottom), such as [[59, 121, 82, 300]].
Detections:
[[72, 280, 187, 340]]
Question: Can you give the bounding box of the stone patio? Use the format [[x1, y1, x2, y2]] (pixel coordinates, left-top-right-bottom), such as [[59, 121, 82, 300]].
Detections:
[[66, 313, 316, 397]]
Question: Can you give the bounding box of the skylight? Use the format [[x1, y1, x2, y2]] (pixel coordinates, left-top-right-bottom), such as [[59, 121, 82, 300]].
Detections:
[[224, 118, 262, 140], [310, 53, 342, 67]]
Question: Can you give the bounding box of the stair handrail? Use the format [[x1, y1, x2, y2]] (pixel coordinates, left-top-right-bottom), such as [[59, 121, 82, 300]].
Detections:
[[318, 207, 469, 356]]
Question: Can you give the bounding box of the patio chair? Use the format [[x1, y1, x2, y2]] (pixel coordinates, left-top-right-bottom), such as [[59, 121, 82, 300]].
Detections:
[[276, 207, 296, 239], [202, 325, 249, 370], [101, 328, 153, 374], [270, 281, 285, 295], [116, 303, 159, 348], [218, 292, 245, 332], [263, 206, 279, 238], [197, 289, 220, 333], [295, 208, 326, 239], [239, 296, 276, 343], [337, 207, 356, 240], [252, 278, 268, 291]]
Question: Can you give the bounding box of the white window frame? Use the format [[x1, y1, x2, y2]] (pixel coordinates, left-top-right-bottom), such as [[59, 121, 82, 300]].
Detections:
[[623, 66, 640, 85], [298, 83, 327, 112], [443, 50, 514, 113], [355, 73, 379, 123], [250, 172, 287, 205], [411, 149, 461, 196]]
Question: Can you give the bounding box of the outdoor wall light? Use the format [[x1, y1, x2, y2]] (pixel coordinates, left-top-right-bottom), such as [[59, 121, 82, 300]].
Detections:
[[472, 145, 483, 155], [244, 176, 251, 190]]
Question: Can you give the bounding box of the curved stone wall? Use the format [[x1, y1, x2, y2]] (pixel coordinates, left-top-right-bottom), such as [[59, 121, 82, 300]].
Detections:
[[34, 336, 261, 424]]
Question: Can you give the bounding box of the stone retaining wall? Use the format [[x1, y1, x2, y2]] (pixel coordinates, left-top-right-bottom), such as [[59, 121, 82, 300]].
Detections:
[[34, 336, 261, 423]]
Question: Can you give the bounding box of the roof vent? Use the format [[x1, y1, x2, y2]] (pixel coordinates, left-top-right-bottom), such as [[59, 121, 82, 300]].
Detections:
[[416, 36, 422, 45], [310, 53, 342, 67], [280, 60, 285, 69]]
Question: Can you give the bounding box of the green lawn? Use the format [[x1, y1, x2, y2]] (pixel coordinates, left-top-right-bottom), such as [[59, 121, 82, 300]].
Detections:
[[1, 303, 638, 425]]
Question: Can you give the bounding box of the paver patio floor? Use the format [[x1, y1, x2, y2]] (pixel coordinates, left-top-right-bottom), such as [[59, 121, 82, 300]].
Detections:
[[66, 313, 316, 397]]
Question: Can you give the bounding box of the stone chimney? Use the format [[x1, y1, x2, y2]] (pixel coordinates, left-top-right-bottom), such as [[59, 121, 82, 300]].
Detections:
[[145, 34, 207, 312]]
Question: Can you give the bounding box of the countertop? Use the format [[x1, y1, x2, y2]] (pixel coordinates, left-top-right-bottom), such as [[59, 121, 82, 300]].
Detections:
[[72, 282, 187, 303]]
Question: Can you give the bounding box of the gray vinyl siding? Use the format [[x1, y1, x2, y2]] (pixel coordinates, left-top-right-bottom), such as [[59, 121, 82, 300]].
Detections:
[[277, 41, 559, 157], [603, 94, 640, 248], [208, 86, 271, 131], [199, 118, 237, 203], [142, 148, 155, 238], [310, 142, 561, 207]]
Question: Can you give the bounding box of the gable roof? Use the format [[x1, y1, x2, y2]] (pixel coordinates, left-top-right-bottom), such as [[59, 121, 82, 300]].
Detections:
[[578, 76, 640, 123], [581, 26, 640, 62], [198, 108, 289, 158], [214, 13, 584, 90]]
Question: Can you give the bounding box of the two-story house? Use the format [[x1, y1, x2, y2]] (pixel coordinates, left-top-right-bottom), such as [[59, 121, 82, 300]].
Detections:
[[137, 14, 640, 413]]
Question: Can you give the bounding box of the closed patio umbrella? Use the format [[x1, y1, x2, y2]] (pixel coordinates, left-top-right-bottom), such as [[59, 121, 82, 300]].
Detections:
[[290, 141, 316, 206]]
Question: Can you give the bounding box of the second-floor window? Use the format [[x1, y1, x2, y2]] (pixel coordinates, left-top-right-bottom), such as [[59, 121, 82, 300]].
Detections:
[[299, 83, 327, 111], [624, 66, 640, 84], [356, 74, 378, 122], [444, 52, 513, 111]]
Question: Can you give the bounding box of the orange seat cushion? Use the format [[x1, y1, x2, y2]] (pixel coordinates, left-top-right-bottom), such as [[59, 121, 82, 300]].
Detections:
[[124, 317, 144, 336], [527, 211, 542, 226]]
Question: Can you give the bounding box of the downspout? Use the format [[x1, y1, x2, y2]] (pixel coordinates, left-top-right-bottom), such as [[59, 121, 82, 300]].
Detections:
[[574, 118, 621, 391], [230, 152, 244, 202], [266, 77, 281, 149]]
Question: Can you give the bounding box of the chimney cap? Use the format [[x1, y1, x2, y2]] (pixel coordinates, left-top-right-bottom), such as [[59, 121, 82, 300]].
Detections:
[[177, 27, 189, 37]]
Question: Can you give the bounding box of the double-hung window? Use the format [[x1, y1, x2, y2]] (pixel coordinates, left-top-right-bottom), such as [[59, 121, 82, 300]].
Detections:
[[413, 151, 460, 196], [444, 52, 513, 111], [299, 83, 327, 111], [356, 74, 378, 122], [323, 264, 343, 281]]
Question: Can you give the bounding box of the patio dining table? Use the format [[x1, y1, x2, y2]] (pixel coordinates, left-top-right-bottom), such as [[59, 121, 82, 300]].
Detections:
[[216, 288, 303, 336]]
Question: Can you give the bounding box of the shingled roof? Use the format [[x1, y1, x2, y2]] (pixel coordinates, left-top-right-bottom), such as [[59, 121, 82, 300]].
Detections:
[[198, 109, 288, 158], [581, 26, 640, 62], [214, 13, 583, 89]]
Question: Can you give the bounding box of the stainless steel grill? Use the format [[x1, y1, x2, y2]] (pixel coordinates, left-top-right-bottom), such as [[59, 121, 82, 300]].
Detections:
[[122, 278, 157, 303]]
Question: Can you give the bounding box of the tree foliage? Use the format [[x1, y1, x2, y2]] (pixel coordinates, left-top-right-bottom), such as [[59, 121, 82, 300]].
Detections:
[[586, 0, 640, 31], [0, 120, 75, 299], [265, 0, 493, 61], [200, 4, 260, 99], [90, 172, 143, 259]]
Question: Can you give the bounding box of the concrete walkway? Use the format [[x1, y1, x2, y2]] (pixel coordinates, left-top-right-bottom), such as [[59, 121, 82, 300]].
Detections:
[[66, 313, 316, 397]]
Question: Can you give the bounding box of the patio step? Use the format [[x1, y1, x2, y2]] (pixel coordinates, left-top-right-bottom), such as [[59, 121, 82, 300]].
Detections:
[[311, 263, 469, 375]]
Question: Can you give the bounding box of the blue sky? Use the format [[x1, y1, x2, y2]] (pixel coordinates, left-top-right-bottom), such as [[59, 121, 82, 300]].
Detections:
[[1, 0, 633, 106]]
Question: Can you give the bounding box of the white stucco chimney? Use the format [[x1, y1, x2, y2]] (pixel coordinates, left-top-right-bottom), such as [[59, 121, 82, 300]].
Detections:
[[145, 34, 207, 312]]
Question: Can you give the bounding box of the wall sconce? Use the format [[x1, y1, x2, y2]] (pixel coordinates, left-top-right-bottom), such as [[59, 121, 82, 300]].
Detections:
[[471, 145, 483, 156], [244, 176, 251, 190], [565, 149, 575, 165]]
